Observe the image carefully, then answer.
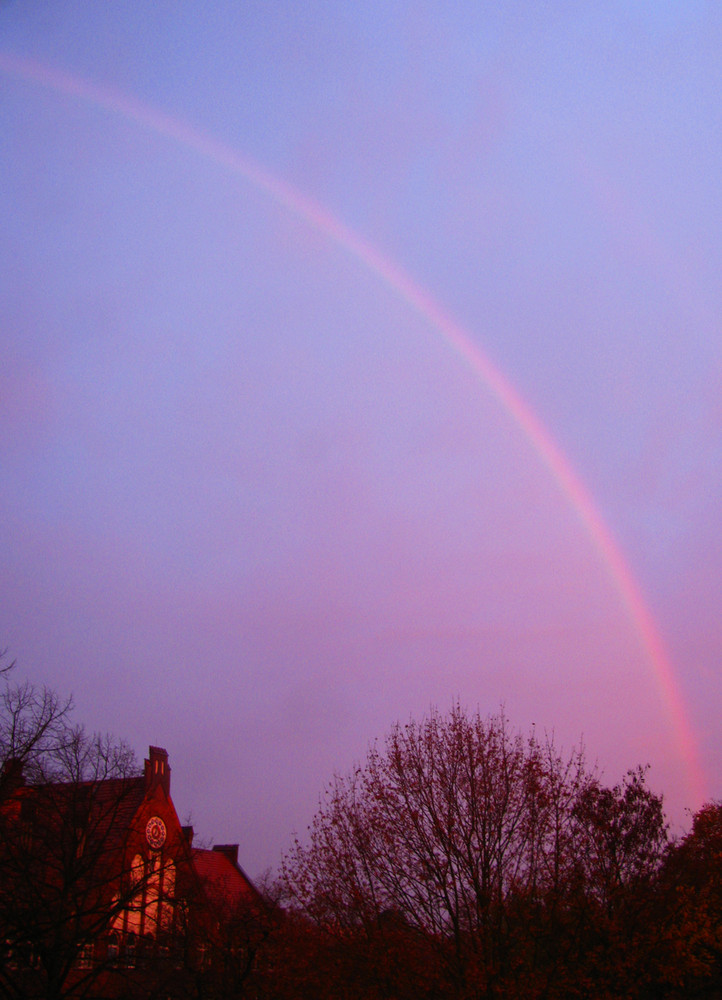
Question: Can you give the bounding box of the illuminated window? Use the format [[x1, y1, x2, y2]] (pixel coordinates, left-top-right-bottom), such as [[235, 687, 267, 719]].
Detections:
[[160, 860, 176, 930], [130, 854, 145, 887], [163, 859, 176, 897]]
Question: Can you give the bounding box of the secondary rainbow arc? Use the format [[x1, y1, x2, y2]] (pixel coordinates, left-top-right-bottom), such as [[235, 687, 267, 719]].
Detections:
[[0, 51, 706, 804]]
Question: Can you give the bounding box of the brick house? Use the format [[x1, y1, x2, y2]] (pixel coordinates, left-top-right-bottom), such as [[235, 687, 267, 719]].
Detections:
[[0, 745, 260, 999]]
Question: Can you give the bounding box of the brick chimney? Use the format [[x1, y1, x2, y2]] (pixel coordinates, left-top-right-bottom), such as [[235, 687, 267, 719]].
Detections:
[[212, 844, 239, 866], [144, 746, 171, 795]]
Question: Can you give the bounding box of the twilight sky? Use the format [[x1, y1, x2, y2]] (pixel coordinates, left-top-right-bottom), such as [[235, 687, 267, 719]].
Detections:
[[2, 2, 721, 875]]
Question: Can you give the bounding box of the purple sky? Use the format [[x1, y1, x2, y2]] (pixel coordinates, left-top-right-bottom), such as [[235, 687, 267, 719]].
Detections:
[[2, 3, 721, 875]]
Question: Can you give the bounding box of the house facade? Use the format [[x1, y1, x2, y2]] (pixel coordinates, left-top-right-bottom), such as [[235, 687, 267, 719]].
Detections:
[[0, 745, 260, 999]]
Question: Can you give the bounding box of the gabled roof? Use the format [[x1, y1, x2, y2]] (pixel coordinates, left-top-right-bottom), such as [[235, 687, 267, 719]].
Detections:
[[3, 775, 148, 872], [192, 846, 257, 911], [1, 746, 177, 868]]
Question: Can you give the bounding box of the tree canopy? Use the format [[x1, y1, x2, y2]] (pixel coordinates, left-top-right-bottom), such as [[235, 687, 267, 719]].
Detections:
[[280, 705, 671, 999]]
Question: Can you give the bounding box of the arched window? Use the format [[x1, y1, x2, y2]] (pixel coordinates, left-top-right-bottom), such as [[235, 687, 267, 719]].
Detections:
[[163, 860, 176, 898], [145, 853, 161, 935], [159, 859, 176, 929], [110, 893, 124, 931], [130, 854, 144, 888]]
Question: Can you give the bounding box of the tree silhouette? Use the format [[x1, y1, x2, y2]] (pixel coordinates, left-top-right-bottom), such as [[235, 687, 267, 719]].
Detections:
[[279, 705, 674, 999], [655, 801, 722, 998]]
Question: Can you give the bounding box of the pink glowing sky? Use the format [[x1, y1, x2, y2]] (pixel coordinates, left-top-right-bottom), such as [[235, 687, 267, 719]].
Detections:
[[2, 3, 722, 874]]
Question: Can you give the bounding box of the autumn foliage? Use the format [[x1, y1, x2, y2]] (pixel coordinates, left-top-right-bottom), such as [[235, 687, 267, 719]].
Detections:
[[4, 663, 722, 999], [276, 705, 722, 1000]]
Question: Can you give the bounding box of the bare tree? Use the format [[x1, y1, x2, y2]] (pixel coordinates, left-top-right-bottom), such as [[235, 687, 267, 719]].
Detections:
[[279, 705, 671, 1000], [0, 665, 184, 1000], [280, 706, 598, 998], [0, 728, 144, 997], [0, 658, 73, 796]]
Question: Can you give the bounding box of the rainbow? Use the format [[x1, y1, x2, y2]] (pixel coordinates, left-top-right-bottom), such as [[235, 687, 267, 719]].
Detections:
[[0, 51, 707, 804]]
